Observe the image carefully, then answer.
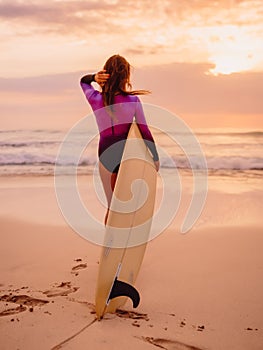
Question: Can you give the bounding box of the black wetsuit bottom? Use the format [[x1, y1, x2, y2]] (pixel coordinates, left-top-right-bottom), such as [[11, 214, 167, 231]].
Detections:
[[99, 138, 126, 174]]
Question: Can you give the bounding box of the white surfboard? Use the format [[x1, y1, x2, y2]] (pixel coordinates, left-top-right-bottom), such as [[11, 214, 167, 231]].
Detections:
[[95, 122, 157, 320]]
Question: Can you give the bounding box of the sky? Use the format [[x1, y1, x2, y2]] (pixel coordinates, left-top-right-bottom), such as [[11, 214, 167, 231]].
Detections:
[[0, 0, 262, 130]]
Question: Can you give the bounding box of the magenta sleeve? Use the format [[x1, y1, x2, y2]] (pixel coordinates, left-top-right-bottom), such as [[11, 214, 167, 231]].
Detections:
[[135, 98, 159, 161], [80, 74, 97, 101]]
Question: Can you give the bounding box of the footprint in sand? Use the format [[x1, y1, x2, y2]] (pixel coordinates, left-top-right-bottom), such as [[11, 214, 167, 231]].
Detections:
[[72, 263, 87, 271], [116, 309, 149, 321], [71, 263, 87, 274], [43, 281, 79, 298], [0, 305, 27, 317], [0, 294, 48, 317], [141, 337, 204, 350], [0, 294, 49, 307]]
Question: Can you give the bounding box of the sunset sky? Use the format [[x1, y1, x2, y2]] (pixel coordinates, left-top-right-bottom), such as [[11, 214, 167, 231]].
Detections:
[[0, 0, 262, 130]]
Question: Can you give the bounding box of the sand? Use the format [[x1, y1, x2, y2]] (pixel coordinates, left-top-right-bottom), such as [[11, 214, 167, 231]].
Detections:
[[0, 174, 262, 350]]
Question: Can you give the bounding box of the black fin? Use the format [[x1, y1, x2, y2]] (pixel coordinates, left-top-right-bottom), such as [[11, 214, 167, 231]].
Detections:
[[108, 278, 140, 308]]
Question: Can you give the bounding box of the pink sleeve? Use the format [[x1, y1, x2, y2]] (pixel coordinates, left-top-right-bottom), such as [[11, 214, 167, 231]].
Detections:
[[80, 81, 97, 102], [135, 97, 159, 161]]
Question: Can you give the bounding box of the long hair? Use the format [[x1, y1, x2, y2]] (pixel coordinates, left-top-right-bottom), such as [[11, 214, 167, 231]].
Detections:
[[102, 55, 150, 117]]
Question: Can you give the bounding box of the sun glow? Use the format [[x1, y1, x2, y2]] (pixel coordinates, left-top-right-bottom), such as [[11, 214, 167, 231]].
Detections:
[[205, 26, 263, 75], [209, 52, 257, 75], [0, 0, 262, 78]]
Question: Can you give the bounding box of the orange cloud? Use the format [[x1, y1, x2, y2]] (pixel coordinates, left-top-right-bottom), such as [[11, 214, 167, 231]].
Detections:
[[134, 62, 263, 116], [0, 63, 262, 130]]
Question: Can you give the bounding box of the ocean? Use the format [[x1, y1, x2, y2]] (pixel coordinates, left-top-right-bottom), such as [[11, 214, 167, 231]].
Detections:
[[0, 128, 262, 181]]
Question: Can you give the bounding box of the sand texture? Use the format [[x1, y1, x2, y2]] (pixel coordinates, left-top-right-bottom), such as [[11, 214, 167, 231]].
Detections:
[[0, 175, 262, 350]]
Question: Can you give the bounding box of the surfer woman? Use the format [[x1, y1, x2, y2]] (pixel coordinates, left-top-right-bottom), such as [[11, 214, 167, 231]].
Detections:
[[80, 54, 159, 224]]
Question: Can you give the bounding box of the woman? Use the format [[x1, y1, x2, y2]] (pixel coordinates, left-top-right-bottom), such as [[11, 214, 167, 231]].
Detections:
[[80, 54, 159, 224]]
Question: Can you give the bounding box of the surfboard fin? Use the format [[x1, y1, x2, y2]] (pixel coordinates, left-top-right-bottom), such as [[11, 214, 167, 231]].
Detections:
[[108, 278, 140, 308]]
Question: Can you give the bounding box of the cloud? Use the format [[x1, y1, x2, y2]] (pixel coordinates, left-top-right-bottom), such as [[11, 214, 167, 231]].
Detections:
[[0, 71, 84, 94], [0, 0, 114, 20], [0, 0, 119, 35], [2, 0, 261, 36], [0, 0, 262, 78], [0, 62, 262, 129], [163, 0, 262, 25], [133, 62, 263, 115], [1, 62, 262, 116]]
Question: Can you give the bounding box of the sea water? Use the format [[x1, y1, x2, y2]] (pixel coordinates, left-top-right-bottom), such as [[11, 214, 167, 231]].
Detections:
[[0, 127, 262, 230], [0, 128, 262, 179]]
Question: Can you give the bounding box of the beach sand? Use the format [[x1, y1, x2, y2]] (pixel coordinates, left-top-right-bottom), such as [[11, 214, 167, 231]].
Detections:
[[0, 174, 262, 350]]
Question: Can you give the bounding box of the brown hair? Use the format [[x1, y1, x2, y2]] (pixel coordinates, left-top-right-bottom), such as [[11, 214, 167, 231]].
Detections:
[[102, 55, 150, 112]]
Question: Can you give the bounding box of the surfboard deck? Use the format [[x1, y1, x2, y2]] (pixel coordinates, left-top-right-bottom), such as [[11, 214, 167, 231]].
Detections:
[[95, 123, 157, 319]]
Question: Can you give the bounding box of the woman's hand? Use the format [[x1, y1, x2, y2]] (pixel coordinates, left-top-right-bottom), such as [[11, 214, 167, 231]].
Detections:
[[95, 70, 110, 87], [154, 160, 160, 172]]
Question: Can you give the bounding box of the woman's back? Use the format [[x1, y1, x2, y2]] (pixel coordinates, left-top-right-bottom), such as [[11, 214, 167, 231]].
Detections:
[[82, 85, 139, 135], [79, 54, 159, 223]]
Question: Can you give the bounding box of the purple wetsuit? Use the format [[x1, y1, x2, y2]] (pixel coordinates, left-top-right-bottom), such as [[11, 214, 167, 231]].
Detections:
[[80, 74, 159, 173]]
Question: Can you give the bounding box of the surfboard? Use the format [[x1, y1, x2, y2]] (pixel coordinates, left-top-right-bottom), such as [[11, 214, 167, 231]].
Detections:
[[95, 122, 157, 320]]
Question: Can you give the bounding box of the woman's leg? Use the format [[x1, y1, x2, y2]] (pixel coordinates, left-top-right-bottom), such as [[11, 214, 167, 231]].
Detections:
[[99, 162, 117, 224]]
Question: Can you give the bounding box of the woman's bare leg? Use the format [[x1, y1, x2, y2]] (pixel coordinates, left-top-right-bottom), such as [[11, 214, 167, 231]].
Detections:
[[99, 162, 117, 224]]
